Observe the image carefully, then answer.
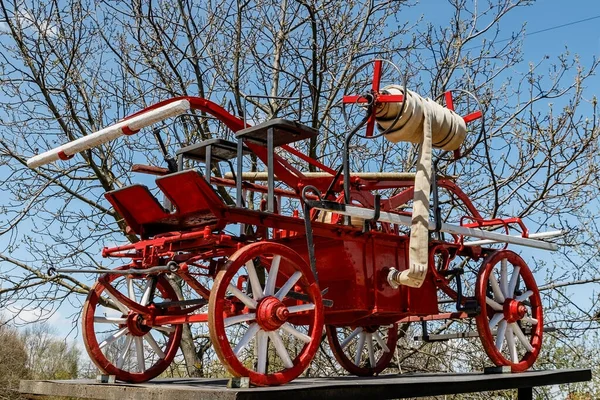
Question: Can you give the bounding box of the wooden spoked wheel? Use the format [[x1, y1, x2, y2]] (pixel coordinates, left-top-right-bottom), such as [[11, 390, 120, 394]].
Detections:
[[82, 269, 182, 382], [475, 250, 543, 372], [208, 242, 324, 386], [327, 324, 398, 376]]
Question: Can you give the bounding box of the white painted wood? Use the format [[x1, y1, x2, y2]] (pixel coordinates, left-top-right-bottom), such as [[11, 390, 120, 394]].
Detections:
[[311, 203, 558, 251], [27, 100, 190, 168], [463, 230, 563, 247]]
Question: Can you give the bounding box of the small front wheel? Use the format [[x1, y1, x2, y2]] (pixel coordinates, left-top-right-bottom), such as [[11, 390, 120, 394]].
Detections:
[[475, 250, 543, 372], [208, 242, 324, 386], [326, 324, 400, 376], [82, 270, 182, 382]]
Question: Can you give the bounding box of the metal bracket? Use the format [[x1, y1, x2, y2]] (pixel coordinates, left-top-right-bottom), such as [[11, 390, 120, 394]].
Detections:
[[301, 186, 322, 284], [364, 194, 381, 233]]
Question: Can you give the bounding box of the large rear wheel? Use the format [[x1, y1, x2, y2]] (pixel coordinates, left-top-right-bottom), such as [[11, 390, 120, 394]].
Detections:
[[208, 242, 324, 386]]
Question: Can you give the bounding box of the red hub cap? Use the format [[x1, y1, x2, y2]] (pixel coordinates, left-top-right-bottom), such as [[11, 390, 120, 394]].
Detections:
[[125, 313, 152, 337], [503, 299, 527, 323], [256, 296, 289, 331]]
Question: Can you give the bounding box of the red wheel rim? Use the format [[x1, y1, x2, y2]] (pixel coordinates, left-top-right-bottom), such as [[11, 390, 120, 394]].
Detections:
[[326, 324, 399, 376], [475, 250, 543, 372], [82, 268, 183, 382], [208, 242, 324, 386]]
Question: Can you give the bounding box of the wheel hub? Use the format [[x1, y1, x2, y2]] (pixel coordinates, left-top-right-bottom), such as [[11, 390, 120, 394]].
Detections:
[[503, 299, 527, 323], [256, 296, 289, 331], [126, 312, 151, 337]]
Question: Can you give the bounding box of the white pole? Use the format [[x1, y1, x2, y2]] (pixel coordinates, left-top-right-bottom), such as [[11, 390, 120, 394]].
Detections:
[[311, 203, 559, 251], [463, 230, 564, 247], [27, 99, 190, 168]]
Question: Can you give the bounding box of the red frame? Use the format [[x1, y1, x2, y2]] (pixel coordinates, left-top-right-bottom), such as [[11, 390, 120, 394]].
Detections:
[[86, 92, 542, 382], [98, 95, 526, 330]]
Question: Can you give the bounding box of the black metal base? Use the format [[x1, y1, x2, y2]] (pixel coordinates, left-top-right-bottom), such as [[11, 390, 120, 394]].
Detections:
[[20, 369, 591, 400]]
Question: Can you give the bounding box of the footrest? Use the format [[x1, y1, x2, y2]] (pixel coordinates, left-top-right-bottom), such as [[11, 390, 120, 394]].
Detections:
[[235, 118, 318, 146], [177, 138, 250, 162]]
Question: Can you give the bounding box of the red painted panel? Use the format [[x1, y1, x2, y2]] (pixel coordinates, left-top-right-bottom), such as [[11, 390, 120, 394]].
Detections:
[[156, 170, 225, 216], [104, 185, 170, 234], [371, 240, 407, 314]]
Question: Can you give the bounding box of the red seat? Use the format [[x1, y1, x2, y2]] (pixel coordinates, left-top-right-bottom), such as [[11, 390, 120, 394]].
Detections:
[[156, 170, 225, 216], [105, 171, 227, 237], [105, 185, 173, 235]]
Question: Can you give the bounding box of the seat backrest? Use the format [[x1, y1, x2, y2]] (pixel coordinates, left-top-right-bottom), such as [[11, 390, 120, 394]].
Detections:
[[156, 170, 226, 216], [105, 185, 171, 234]]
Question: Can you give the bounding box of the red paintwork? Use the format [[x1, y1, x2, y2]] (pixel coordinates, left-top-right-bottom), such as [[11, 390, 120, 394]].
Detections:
[[82, 76, 541, 384]]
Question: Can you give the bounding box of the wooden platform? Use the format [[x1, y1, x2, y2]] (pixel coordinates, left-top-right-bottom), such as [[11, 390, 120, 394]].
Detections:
[[19, 369, 591, 400]]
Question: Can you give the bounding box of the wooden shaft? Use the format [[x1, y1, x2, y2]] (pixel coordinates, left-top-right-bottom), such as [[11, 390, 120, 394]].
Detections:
[[311, 202, 558, 251], [224, 171, 456, 181]]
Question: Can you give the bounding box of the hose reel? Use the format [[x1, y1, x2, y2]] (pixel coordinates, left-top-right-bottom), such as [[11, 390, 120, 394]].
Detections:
[[342, 59, 483, 289]]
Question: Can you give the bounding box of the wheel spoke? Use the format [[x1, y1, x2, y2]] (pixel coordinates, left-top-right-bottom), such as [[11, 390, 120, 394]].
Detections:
[[246, 260, 264, 301], [154, 325, 175, 334], [511, 323, 534, 352], [256, 330, 268, 374], [140, 279, 153, 306], [516, 290, 533, 302], [144, 333, 166, 359], [507, 266, 521, 297], [366, 333, 376, 367], [227, 284, 258, 309], [127, 277, 136, 301], [104, 289, 129, 314], [495, 320, 507, 350], [500, 258, 508, 296], [341, 327, 363, 350], [275, 271, 302, 300], [94, 316, 127, 324], [489, 313, 504, 330], [116, 335, 133, 369], [99, 327, 129, 349], [489, 274, 505, 303], [373, 331, 390, 353], [281, 323, 311, 343], [225, 313, 256, 327], [264, 255, 281, 297], [233, 322, 260, 356], [268, 331, 294, 369], [287, 304, 315, 314], [522, 316, 538, 325], [354, 332, 366, 366], [486, 297, 504, 312], [135, 336, 145, 372], [505, 326, 519, 363]]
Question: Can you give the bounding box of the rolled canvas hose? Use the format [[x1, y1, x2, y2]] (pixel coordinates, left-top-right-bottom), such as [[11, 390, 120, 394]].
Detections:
[[377, 86, 467, 288], [376, 85, 466, 151]]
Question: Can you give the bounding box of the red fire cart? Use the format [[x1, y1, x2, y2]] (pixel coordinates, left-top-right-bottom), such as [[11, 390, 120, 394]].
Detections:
[[32, 61, 558, 386]]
